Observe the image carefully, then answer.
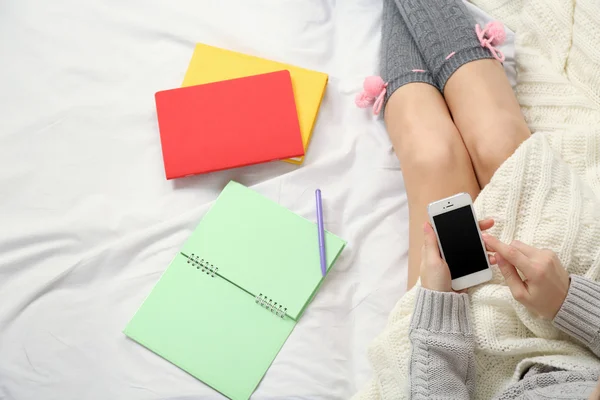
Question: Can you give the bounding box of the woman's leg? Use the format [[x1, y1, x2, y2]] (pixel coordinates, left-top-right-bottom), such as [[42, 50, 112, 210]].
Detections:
[[444, 60, 530, 187], [380, 0, 480, 288], [385, 84, 480, 288], [391, 0, 530, 187]]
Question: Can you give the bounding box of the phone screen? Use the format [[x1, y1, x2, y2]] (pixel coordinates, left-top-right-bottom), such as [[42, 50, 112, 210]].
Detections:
[[432, 205, 489, 279]]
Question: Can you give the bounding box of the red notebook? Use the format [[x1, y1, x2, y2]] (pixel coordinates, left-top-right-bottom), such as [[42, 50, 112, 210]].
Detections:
[[155, 70, 304, 179]]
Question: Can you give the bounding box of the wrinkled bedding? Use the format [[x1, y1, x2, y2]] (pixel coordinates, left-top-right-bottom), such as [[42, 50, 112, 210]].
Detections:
[[0, 1, 513, 398]]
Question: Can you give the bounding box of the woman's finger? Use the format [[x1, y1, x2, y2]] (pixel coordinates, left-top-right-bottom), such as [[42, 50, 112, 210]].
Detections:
[[479, 218, 495, 232], [510, 240, 537, 258], [422, 222, 442, 263], [496, 253, 529, 302], [482, 234, 534, 277], [488, 254, 497, 265]]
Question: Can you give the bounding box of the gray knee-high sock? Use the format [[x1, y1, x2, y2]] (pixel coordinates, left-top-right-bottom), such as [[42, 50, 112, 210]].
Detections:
[[393, 0, 493, 91], [381, 0, 437, 108]]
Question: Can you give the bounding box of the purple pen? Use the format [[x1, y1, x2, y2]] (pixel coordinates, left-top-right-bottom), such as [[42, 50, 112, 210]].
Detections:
[[315, 189, 327, 277]]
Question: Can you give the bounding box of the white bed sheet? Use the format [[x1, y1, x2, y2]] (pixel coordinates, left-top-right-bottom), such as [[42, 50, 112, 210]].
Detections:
[[0, 1, 514, 398]]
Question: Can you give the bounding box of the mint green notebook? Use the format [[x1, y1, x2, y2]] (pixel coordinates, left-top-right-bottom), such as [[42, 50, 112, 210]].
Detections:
[[124, 181, 346, 400]]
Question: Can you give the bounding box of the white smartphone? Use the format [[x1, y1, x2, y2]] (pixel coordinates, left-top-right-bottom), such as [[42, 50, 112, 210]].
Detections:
[[427, 193, 492, 290]]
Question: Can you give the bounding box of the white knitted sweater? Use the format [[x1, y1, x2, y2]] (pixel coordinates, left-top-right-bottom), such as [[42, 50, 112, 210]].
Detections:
[[354, 0, 600, 398]]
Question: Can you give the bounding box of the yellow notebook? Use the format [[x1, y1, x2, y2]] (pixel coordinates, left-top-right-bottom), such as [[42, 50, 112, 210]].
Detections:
[[182, 43, 328, 164]]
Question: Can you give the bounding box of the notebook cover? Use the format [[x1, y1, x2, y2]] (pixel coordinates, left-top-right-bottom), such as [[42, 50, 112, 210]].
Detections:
[[180, 181, 347, 321], [124, 182, 346, 399], [156, 70, 304, 179], [124, 254, 296, 400], [182, 43, 328, 165]]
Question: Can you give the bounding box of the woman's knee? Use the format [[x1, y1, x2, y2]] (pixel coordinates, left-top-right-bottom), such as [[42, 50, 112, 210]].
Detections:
[[466, 112, 530, 180], [397, 127, 471, 176]]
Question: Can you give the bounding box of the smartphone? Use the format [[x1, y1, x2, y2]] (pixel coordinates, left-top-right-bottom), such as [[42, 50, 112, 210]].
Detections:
[[427, 193, 492, 290]]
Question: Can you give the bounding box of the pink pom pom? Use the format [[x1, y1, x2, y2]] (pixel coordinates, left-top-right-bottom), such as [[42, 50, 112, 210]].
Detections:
[[362, 76, 386, 97], [355, 92, 373, 108], [485, 21, 506, 45]]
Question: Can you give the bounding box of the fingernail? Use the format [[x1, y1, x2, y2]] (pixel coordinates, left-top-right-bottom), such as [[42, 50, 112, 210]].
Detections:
[[482, 233, 490, 240]]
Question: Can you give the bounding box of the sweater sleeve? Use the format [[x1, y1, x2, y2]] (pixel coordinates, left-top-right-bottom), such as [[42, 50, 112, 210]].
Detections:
[[409, 288, 475, 400], [552, 275, 600, 357]]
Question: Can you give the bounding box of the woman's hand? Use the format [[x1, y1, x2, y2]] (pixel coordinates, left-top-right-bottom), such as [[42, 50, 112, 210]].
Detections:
[[421, 218, 494, 292], [482, 234, 570, 320], [591, 377, 600, 400]]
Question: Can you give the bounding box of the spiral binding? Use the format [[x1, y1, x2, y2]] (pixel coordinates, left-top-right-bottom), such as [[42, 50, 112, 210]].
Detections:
[[255, 293, 287, 318], [187, 253, 219, 277], [186, 254, 285, 318]]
